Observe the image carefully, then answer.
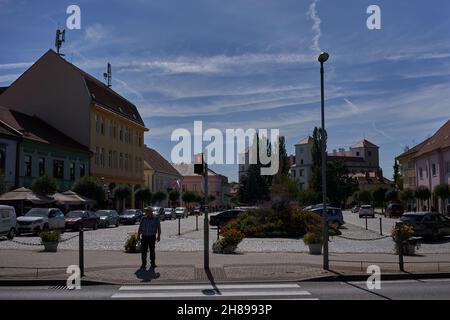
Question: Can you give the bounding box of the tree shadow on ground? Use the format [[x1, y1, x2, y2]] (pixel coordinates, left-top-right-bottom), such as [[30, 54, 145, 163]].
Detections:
[[135, 267, 160, 282]]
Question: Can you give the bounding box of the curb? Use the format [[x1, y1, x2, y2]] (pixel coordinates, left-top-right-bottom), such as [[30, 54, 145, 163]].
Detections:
[[305, 272, 450, 282]]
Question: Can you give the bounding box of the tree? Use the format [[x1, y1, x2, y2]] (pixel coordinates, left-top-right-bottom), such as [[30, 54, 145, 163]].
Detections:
[[372, 186, 388, 213], [326, 160, 359, 207], [310, 127, 327, 194], [393, 160, 403, 190], [385, 189, 399, 203], [270, 175, 301, 209], [399, 188, 415, 211], [357, 190, 372, 204], [135, 188, 152, 209], [278, 136, 289, 176], [113, 184, 132, 211], [434, 184, 450, 214], [169, 189, 180, 206], [72, 176, 105, 206], [415, 186, 431, 211], [182, 191, 197, 208], [31, 175, 58, 195], [153, 190, 167, 205]]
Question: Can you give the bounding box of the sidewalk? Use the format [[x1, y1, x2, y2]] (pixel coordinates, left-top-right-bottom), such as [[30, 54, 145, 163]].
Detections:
[[1, 249, 450, 284]]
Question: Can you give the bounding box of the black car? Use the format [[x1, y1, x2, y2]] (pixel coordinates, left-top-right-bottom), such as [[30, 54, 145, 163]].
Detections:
[[119, 209, 143, 225], [65, 211, 100, 230], [385, 202, 404, 218], [400, 212, 450, 240], [209, 209, 244, 227]]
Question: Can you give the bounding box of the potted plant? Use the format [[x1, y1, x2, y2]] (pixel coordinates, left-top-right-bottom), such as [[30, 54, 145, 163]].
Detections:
[[40, 230, 61, 252], [213, 225, 244, 254], [124, 232, 141, 253], [392, 224, 419, 256], [303, 231, 323, 255]]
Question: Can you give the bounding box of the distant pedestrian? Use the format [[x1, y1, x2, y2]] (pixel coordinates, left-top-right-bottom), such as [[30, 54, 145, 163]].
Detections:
[[138, 207, 161, 269]]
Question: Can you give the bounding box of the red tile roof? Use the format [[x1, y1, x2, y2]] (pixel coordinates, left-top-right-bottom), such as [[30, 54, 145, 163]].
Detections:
[[295, 136, 314, 145], [415, 120, 450, 158], [47, 50, 145, 127], [0, 105, 90, 153], [143, 147, 181, 176], [351, 139, 378, 148]]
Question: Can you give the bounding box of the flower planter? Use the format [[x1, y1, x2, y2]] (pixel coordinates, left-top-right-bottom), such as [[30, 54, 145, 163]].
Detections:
[[308, 243, 322, 255], [213, 241, 237, 254], [43, 241, 59, 252]]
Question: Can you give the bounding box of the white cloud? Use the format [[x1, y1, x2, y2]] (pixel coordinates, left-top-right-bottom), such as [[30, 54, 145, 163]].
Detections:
[[0, 62, 31, 70], [307, 0, 321, 53], [0, 73, 20, 83]]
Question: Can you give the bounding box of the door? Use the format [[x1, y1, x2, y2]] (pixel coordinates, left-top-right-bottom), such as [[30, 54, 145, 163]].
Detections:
[[0, 209, 9, 233]]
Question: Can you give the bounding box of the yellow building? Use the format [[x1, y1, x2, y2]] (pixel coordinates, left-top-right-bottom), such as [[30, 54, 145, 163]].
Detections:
[[0, 50, 148, 205], [395, 139, 429, 190]]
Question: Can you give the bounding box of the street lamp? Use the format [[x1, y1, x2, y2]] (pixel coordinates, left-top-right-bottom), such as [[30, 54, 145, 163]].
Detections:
[[318, 51, 329, 270]]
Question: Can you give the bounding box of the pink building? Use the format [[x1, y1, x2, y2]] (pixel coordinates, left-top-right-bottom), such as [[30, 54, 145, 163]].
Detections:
[[414, 120, 450, 212], [172, 163, 230, 209]]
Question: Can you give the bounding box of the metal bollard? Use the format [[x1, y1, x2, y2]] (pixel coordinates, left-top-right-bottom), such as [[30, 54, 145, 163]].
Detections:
[[79, 229, 84, 277], [379, 217, 383, 235], [178, 217, 181, 236], [365, 215, 368, 230], [395, 221, 404, 272], [217, 226, 220, 240], [196, 215, 198, 231]]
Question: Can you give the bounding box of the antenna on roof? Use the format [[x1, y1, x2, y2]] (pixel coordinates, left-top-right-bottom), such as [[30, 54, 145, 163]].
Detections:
[[55, 29, 66, 56], [103, 62, 112, 88]]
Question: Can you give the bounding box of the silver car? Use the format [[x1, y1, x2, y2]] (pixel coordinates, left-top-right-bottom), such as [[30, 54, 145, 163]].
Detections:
[[163, 208, 175, 220], [175, 207, 188, 218], [16, 208, 65, 235]]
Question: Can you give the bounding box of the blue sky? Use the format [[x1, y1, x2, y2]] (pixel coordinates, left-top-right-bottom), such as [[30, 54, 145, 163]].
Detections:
[[1, 0, 450, 182]]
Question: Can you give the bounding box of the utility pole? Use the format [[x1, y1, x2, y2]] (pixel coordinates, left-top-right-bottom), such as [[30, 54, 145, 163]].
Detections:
[[203, 158, 209, 270]]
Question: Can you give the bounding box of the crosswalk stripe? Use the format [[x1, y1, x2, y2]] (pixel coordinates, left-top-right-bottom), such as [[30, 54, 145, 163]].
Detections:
[[111, 283, 317, 300]]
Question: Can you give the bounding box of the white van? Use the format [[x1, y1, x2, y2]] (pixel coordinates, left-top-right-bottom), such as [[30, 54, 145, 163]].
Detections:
[[0, 205, 17, 239]]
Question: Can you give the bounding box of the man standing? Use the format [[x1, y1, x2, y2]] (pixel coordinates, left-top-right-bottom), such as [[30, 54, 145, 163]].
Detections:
[[138, 207, 161, 269]]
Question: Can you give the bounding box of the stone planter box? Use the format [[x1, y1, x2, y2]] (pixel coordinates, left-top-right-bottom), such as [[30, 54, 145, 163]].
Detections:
[[308, 243, 322, 255], [43, 242, 59, 252], [213, 241, 237, 254]]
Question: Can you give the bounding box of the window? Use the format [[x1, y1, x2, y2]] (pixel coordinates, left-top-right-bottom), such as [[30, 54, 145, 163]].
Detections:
[[125, 154, 129, 170], [300, 159, 304, 165], [100, 116, 105, 135], [368, 151, 372, 156], [356, 151, 360, 157], [24, 155, 32, 177], [108, 150, 113, 168], [70, 162, 75, 180], [38, 157, 45, 176], [119, 126, 124, 142], [101, 148, 105, 168], [108, 119, 113, 137], [432, 164, 437, 177], [119, 153, 123, 170], [0, 150, 5, 173], [53, 160, 64, 179], [95, 147, 99, 166], [292, 170, 296, 177], [419, 167, 423, 180], [80, 163, 86, 177], [138, 133, 142, 146], [113, 151, 118, 169], [95, 114, 100, 133], [112, 120, 117, 139], [300, 169, 304, 177]]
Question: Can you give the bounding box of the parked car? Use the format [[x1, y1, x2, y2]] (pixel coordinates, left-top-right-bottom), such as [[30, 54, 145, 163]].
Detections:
[[193, 207, 202, 215], [0, 205, 17, 239], [16, 208, 65, 235], [119, 209, 143, 225], [400, 212, 450, 240], [359, 205, 374, 218], [311, 207, 345, 226], [175, 207, 188, 218], [163, 208, 175, 220], [96, 210, 120, 228], [385, 202, 404, 218], [351, 205, 360, 213], [65, 210, 100, 231], [209, 209, 245, 227], [152, 207, 165, 220]]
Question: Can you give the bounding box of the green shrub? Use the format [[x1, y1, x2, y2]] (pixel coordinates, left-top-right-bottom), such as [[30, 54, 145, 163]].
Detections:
[[303, 231, 322, 245], [219, 225, 245, 247], [40, 230, 61, 243]]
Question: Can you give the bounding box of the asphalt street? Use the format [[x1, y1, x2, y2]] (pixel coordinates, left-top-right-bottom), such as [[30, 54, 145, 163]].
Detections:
[[1, 279, 450, 300]]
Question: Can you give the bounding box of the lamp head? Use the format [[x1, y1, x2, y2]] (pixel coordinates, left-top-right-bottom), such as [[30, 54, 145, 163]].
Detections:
[[318, 52, 330, 63]]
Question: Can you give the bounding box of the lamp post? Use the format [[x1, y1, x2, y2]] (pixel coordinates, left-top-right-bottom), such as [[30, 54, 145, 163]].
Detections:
[[318, 51, 329, 270]]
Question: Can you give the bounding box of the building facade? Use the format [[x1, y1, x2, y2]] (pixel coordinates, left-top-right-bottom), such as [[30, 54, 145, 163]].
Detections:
[[0, 50, 148, 195], [413, 120, 450, 212], [173, 163, 231, 209], [395, 139, 429, 191], [0, 124, 19, 188], [143, 147, 182, 207], [0, 106, 90, 190]]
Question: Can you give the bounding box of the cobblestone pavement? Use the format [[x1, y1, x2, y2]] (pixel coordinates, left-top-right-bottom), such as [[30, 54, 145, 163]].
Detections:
[[2, 213, 450, 254]]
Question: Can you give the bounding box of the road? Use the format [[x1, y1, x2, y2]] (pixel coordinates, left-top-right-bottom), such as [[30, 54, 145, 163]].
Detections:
[[1, 279, 450, 300], [342, 210, 397, 235]]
